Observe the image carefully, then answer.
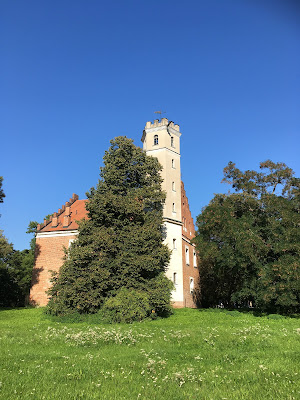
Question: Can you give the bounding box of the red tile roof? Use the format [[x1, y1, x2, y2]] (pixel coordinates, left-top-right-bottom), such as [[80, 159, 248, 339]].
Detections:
[[38, 197, 88, 232]]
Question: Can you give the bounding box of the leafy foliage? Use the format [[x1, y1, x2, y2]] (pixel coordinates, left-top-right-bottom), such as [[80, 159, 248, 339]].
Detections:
[[194, 160, 300, 313], [0, 223, 37, 307], [100, 287, 152, 323], [46, 137, 172, 318], [0, 175, 36, 307]]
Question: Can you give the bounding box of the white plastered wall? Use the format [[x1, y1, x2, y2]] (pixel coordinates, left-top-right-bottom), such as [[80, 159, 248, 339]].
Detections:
[[164, 221, 184, 303]]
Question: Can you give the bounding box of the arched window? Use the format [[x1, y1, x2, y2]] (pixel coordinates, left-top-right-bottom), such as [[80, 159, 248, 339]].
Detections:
[[154, 135, 158, 145]]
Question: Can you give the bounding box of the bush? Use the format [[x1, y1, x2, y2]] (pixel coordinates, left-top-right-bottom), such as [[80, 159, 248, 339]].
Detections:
[[267, 314, 285, 320], [100, 288, 152, 323], [147, 273, 174, 318]]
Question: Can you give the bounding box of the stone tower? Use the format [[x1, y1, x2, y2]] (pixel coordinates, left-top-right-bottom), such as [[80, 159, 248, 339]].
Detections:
[[141, 118, 185, 306]]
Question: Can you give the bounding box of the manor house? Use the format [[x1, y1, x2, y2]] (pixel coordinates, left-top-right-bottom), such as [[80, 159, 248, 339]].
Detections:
[[30, 119, 199, 308]]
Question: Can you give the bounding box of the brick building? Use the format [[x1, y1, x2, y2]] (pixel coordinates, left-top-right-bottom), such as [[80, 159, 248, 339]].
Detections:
[[30, 119, 199, 307]]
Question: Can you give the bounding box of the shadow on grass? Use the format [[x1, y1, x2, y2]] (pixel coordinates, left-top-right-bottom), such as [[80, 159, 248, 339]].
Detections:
[[196, 306, 299, 319]]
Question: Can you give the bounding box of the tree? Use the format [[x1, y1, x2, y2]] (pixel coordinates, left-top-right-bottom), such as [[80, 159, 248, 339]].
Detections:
[[0, 223, 37, 307], [46, 136, 172, 318], [0, 231, 19, 307], [0, 176, 5, 204], [194, 160, 300, 313]]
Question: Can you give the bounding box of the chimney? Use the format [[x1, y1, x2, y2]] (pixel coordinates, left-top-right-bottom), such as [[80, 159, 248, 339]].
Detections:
[[65, 202, 71, 217], [63, 215, 71, 227], [52, 212, 58, 227]]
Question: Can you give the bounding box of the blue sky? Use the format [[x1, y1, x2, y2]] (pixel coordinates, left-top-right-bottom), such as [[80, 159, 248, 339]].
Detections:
[[1, 0, 299, 250]]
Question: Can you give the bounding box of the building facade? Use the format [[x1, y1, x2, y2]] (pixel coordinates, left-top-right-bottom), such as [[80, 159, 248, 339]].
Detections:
[[30, 119, 199, 307]]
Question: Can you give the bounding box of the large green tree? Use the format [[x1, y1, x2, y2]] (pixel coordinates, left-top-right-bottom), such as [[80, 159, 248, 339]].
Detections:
[[47, 136, 172, 317], [0, 177, 36, 306], [194, 160, 300, 313], [0, 223, 37, 307]]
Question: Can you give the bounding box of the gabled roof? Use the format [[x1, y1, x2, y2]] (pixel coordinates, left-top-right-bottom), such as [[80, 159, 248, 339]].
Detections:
[[37, 194, 88, 232]]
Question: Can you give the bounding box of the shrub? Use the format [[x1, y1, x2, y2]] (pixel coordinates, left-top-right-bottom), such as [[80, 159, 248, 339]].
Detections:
[[100, 288, 152, 323]]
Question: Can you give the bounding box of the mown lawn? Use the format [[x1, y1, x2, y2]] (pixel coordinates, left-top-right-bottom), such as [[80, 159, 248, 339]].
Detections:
[[0, 308, 299, 400]]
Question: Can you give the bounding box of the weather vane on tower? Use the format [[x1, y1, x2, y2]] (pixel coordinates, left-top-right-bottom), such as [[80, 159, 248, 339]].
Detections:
[[154, 110, 167, 121]]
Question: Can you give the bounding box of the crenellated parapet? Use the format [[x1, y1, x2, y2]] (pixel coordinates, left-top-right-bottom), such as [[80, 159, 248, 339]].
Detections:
[[145, 118, 180, 132]]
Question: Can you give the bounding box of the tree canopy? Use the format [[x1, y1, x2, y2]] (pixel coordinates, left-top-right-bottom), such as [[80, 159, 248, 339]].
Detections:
[[194, 160, 300, 314], [0, 224, 37, 307], [47, 136, 172, 318], [0, 176, 5, 204]]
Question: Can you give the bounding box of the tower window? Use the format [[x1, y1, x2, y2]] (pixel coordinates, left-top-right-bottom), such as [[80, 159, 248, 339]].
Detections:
[[173, 272, 177, 285], [171, 136, 174, 147], [172, 203, 176, 212], [173, 238, 177, 249], [154, 135, 158, 145], [172, 159, 175, 168], [172, 181, 175, 191], [193, 250, 197, 267]]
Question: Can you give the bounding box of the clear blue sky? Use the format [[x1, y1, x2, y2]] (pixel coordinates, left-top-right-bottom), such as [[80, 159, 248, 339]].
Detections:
[[1, 0, 299, 250]]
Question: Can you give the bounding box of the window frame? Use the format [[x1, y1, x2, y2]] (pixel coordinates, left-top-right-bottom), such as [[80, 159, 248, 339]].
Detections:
[[185, 246, 190, 265]]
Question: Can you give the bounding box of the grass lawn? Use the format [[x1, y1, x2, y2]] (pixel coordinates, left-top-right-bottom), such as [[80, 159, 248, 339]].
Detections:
[[0, 307, 299, 400]]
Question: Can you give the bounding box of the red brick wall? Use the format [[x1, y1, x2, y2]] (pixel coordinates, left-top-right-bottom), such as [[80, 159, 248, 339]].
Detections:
[[181, 182, 199, 308], [29, 234, 77, 306]]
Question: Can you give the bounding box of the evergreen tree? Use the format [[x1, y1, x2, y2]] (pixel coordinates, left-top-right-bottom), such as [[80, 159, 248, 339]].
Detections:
[[194, 160, 300, 313], [47, 137, 172, 317]]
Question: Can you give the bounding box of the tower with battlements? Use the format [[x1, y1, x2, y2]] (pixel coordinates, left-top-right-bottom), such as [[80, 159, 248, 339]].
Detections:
[[142, 118, 198, 307]]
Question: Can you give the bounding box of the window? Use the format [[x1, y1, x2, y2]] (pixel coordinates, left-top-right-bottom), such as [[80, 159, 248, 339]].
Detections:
[[154, 135, 158, 145], [185, 246, 190, 265], [172, 203, 176, 212], [193, 250, 197, 267], [68, 238, 76, 248], [68, 238, 76, 259], [171, 136, 174, 147], [183, 217, 187, 232], [190, 278, 194, 293], [173, 272, 177, 284], [173, 238, 177, 249], [172, 181, 175, 191], [172, 159, 175, 168]]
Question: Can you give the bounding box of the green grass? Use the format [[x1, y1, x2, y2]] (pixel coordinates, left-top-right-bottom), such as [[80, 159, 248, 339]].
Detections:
[[0, 308, 299, 400]]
